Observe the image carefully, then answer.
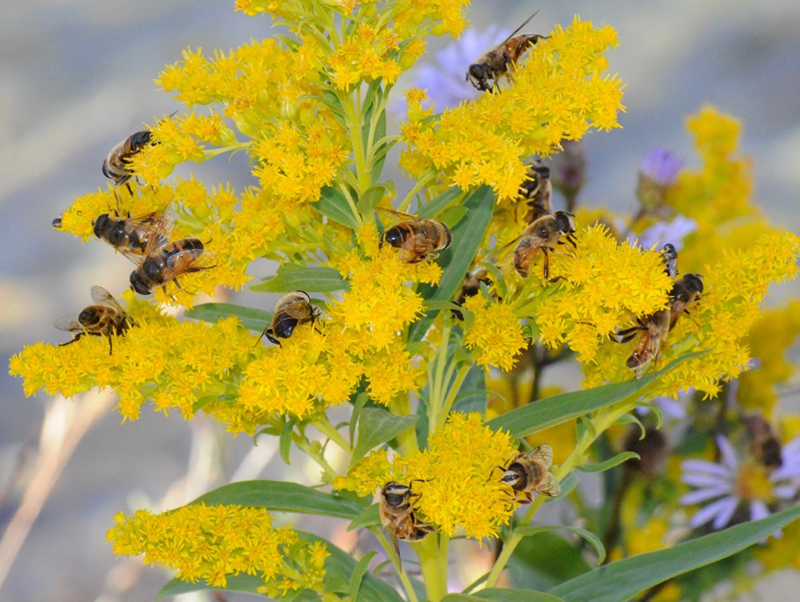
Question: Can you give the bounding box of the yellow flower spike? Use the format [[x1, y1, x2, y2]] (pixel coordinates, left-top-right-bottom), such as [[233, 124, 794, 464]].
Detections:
[[403, 16, 624, 201], [400, 412, 518, 539], [107, 504, 323, 593], [524, 225, 673, 365], [463, 295, 528, 372]]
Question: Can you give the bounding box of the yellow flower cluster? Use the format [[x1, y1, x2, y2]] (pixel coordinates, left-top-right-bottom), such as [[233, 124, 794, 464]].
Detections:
[[235, 325, 363, 425], [584, 231, 800, 398], [226, 249, 438, 431], [329, 22, 402, 88], [56, 178, 263, 305], [9, 294, 258, 421], [531, 225, 674, 363], [463, 295, 528, 371], [737, 303, 800, 417], [663, 106, 757, 269], [127, 112, 237, 185], [401, 17, 624, 199], [107, 503, 324, 592], [330, 246, 441, 351], [337, 413, 518, 539], [151, 39, 348, 209]]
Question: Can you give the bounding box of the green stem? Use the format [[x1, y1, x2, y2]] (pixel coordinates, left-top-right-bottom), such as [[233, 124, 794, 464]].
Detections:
[[294, 434, 338, 483], [313, 415, 353, 455], [416, 535, 446, 602], [340, 89, 371, 194], [437, 365, 471, 431], [398, 169, 437, 213], [428, 322, 452, 430]]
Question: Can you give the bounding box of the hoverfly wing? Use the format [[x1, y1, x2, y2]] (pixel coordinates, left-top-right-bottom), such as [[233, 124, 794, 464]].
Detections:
[[53, 315, 81, 332], [375, 207, 416, 221], [140, 202, 177, 258], [529, 443, 554, 469], [500, 9, 540, 45], [90, 286, 122, 309], [537, 472, 561, 497]]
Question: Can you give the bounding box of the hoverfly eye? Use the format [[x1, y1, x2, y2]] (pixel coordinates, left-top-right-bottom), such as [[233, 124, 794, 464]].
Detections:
[[93, 214, 108, 238], [384, 229, 403, 247], [689, 274, 704, 293], [554, 212, 574, 233], [468, 64, 484, 79], [384, 493, 403, 507], [130, 273, 150, 295]]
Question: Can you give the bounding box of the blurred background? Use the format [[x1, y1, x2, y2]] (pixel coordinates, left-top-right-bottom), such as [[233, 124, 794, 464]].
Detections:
[[1, 1, 799, 600]]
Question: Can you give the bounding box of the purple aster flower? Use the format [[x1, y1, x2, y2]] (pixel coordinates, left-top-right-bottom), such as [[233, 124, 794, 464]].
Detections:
[[631, 215, 697, 251], [680, 435, 800, 531], [636, 148, 684, 209], [410, 26, 510, 110], [639, 148, 684, 188]]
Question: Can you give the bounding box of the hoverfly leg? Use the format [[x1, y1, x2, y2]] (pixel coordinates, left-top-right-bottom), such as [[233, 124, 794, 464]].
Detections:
[[107, 336, 113, 356], [542, 249, 550, 281], [59, 333, 84, 347], [265, 330, 281, 346]]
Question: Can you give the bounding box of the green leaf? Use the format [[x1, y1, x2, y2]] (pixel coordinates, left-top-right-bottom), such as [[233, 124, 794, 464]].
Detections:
[[509, 531, 591, 591], [443, 590, 564, 602], [186, 302, 272, 333], [487, 352, 705, 439], [614, 413, 646, 440], [410, 185, 495, 342], [157, 573, 264, 600], [516, 525, 605, 564], [252, 265, 348, 294], [348, 503, 381, 531], [550, 503, 800, 602], [350, 551, 377, 602], [357, 185, 387, 216], [577, 451, 639, 473], [188, 481, 365, 519], [417, 185, 464, 219], [351, 407, 418, 468], [314, 185, 360, 230]]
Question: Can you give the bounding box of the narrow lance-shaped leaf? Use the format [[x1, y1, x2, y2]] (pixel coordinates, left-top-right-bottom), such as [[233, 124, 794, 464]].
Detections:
[[314, 185, 361, 230], [550, 503, 800, 602], [487, 351, 706, 439], [252, 265, 348, 294], [188, 481, 365, 519], [186, 302, 272, 333], [577, 451, 639, 473], [409, 185, 495, 342], [416, 185, 464, 219], [442, 590, 564, 602], [350, 407, 418, 469]]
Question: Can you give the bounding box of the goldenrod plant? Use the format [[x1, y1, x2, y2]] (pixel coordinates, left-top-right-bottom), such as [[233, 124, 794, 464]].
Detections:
[[10, 1, 800, 601]]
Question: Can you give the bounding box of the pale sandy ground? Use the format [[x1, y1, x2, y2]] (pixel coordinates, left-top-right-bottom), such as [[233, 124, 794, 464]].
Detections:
[[1, 1, 799, 601]]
